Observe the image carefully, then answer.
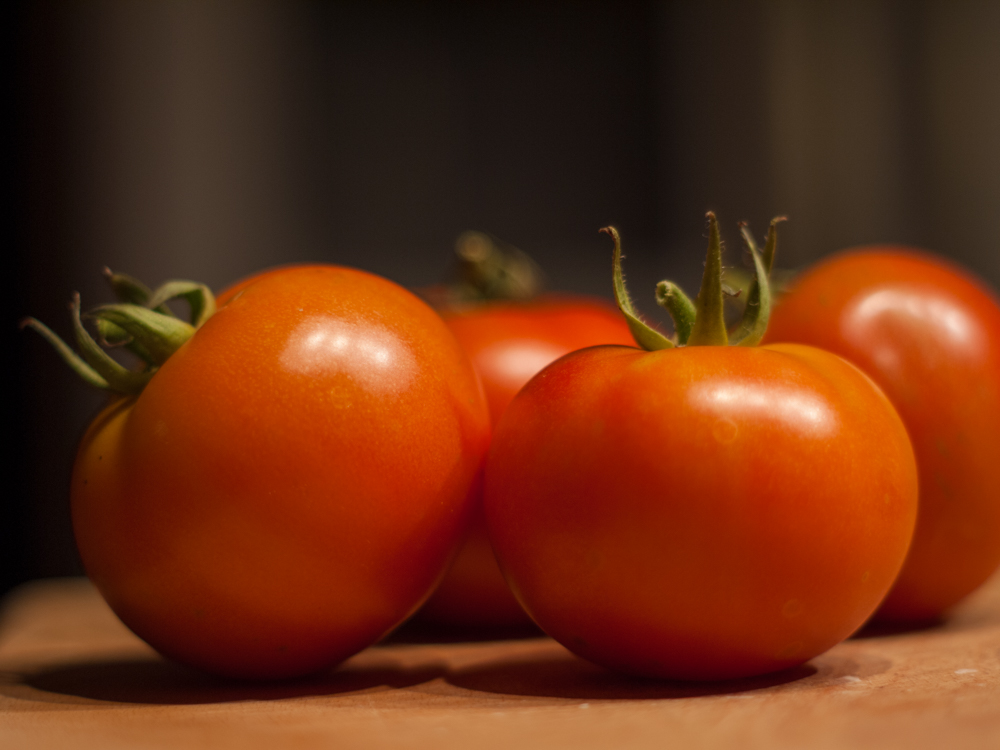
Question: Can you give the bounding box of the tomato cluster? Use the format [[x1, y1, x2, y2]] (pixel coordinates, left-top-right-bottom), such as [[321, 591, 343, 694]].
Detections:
[[419, 296, 634, 625], [24, 216, 999, 682]]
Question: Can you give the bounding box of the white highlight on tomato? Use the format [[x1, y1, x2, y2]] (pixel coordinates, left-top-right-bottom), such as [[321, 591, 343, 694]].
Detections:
[[280, 315, 418, 394], [474, 339, 567, 390], [693, 381, 837, 437]]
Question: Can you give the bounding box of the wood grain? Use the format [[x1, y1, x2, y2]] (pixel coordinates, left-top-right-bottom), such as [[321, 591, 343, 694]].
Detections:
[[1, 573, 998, 749]]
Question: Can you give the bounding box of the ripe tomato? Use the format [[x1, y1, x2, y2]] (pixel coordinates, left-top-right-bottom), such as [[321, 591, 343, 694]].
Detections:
[[765, 249, 1000, 621], [417, 297, 635, 625], [484, 344, 917, 680], [71, 265, 490, 678], [483, 219, 918, 680]]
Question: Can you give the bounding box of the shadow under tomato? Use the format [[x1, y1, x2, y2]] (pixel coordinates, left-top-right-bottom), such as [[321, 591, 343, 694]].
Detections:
[[446, 649, 817, 700], [383, 618, 545, 645], [849, 617, 944, 640], [18, 656, 447, 706]]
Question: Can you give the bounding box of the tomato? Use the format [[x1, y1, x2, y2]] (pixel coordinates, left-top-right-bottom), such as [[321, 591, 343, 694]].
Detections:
[[482, 219, 918, 680], [440, 298, 637, 422], [484, 343, 917, 679], [417, 297, 635, 625], [70, 265, 490, 678], [765, 248, 1000, 621]]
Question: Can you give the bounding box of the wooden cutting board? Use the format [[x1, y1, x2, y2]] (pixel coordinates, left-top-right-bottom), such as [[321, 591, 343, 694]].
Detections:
[[1, 573, 998, 749]]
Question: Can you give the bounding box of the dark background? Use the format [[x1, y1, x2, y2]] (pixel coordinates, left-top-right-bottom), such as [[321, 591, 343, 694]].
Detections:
[[6, 1, 1000, 596]]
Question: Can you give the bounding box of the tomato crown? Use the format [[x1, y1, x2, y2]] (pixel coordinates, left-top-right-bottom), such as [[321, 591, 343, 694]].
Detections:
[[20, 269, 215, 394], [604, 212, 786, 350], [419, 231, 546, 309]]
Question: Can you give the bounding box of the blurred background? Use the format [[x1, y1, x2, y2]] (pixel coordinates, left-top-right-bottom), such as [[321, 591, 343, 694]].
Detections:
[[6, 0, 1000, 596]]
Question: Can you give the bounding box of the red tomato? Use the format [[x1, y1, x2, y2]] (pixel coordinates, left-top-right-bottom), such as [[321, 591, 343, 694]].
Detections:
[[765, 249, 1000, 621], [439, 297, 637, 421], [72, 265, 490, 678], [416, 297, 635, 625], [483, 342, 918, 680]]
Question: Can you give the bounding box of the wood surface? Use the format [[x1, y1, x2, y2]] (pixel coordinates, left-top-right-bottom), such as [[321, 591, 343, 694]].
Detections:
[[1, 573, 998, 749]]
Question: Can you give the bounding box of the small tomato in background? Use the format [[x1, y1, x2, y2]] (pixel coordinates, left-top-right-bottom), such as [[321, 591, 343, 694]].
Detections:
[[765, 248, 1000, 622], [484, 216, 918, 680], [26, 265, 490, 679], [414, 233, 634, 626]]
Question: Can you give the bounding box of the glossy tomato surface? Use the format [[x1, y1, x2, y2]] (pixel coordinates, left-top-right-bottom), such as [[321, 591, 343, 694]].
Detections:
[[765, 249, 1000, 621], [417, 297, 634, 625], [440, 297, 637, 421], [484, 343, 918, 680], [72, 265, 490, 678]]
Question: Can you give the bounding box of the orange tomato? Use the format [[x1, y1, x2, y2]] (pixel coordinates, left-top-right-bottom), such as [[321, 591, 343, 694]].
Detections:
[[72, 265, 490, 678], [484, 342, 918, 679], [417, 297, 634, 625], [766, 248, 1000, 621]]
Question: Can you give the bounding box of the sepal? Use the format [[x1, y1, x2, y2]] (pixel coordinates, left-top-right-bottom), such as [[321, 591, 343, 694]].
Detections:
[[603, 226, 675, 351]]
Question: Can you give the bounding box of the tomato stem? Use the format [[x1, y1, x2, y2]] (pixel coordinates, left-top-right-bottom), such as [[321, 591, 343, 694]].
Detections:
[[604, 226, 675, 351], [448, 231, 545, 302], [87, 305, 195, 366], [655, 281, 696, 346], [104, 268, 168, 314], [21, 270, 218, 395], [146, 280, 216, 328], [728, 221, 774, 347], [69, 293, 152, 393], [604, 213, 784, 351], [20, 315, 116, 391], [687, 212, 730, 347], [759, 216, 787, 275]]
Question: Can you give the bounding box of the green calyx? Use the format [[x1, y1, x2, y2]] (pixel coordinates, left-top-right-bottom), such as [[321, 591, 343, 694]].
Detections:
[[604, 212, 785, 350], [446, 231, 545, 303], [604, 226, 676, 351], [20, 270, 216, 395]]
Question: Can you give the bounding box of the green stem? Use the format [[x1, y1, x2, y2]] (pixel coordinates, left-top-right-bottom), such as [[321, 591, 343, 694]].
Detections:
[[68, 294, 152, 394], [655, 281, 696, 346], [686, 212, 729, 347], [613, 213, 786, 350], [729, 222, 773, 347], [100, 268, 187, 361], [95, 317, 157, 365], [23, 270, 216, 396], [104, 268, 159, 310], [452, 231, 544, 302], [87, 304, 195, 365], [603, 226, 674, 351], [20, 316, 112, 390], [761, 216, 786, 274], [146, 280, 216, 328]]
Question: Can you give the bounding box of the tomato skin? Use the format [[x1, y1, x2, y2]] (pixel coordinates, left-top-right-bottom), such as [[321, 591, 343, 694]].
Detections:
[[765, 249, 1000, 621], [72, 265, 490, 679], [417, 297, 634, 624], [483, 343, 917, 680], [440, 297, 637, 422]]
